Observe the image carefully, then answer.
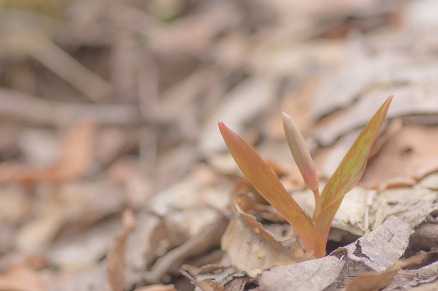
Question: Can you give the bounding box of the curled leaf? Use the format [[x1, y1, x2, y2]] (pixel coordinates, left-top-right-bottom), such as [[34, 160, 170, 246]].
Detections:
[[222, 194, 312, 277]]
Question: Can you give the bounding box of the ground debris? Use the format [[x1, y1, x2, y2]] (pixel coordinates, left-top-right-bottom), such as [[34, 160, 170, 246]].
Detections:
[[0, 0, 438, 290]]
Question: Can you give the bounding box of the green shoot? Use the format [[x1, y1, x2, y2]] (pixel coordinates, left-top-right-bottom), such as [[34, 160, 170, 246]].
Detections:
[[219, 96, 392, 257]]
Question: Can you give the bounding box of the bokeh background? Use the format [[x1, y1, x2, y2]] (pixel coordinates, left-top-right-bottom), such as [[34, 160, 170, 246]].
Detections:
[[0, 0, 438, 290]]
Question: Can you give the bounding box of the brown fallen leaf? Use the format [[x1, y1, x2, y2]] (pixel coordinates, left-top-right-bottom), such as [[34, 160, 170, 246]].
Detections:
[[0, 120, 95, 185], [345, 254, 425, 291], [48, 120, 96, 182], [362, 125, 438, 187], [222, 193, 313, 277], [0, 264, 44, 291], [107, 209, 136, 291]]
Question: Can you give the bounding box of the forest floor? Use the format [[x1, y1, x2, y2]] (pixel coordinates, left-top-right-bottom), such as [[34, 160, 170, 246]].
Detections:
[[0, 0, 438, 290]]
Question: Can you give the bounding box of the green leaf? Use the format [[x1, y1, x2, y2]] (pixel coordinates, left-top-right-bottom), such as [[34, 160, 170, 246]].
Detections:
[[219, 122, 325, 257], [316, 96, 393, 243]]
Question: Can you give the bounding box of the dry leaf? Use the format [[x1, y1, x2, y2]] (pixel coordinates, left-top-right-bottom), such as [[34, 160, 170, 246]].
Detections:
[[345, 254, 424, 291], [47, 218, 120, 271], [107, 209, 136, 291], [259, 256, 344, 291], [49, 120, 95, 182], [386, 260, 438, 290], [371, 186, 438, 230], [323, 216, 411, 289], [199, 77, 276, 155], [258, 215, 413, 291], [362, 125, 438, 187], [143, 217, 227, 284], [181, 270, 224, 291], [0, 264, 44, 291], [0, 120, 95, 185], [222, 194, 312, 277], [314, 91, 438, 146], [134, 284, 176, 291]]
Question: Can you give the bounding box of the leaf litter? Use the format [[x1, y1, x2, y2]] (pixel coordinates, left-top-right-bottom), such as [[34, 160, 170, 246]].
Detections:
[[0, 0, 438, 290]]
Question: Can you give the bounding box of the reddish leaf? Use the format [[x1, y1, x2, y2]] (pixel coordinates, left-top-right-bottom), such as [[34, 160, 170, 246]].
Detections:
[[316, 96, 392, 243], [219, 122, 324, 257]]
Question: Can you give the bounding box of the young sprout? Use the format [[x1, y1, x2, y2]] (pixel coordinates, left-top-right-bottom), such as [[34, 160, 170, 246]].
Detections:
[[219, 96, 392, 257], [282, 112, 321, 219]]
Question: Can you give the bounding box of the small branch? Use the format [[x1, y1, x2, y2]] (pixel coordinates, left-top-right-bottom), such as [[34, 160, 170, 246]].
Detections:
[[30, 36, 113, 102], [0, 88, 149, 126]]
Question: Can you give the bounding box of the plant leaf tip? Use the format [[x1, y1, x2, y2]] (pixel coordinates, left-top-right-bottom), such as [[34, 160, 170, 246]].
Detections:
[[282, 112, 320, 191], [218, 121, 227, 133]]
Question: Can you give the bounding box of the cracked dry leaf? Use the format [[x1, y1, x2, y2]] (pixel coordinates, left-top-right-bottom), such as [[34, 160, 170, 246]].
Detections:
[[342, 216, 411, 272], [325, 216, 411, 290], [221, 194, 312, 277], [258, 215, 411, 291], [259, 256, 344, 291]]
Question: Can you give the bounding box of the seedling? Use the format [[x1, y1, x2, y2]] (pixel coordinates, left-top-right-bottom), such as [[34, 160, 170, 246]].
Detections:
[[219, 96, 392, 257]]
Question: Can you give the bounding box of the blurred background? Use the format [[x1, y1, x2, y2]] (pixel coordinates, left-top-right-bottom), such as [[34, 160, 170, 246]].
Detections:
[[0, 0, 438, 290]]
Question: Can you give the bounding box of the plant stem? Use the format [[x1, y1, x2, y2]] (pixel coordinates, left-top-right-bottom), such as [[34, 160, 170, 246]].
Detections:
[[312, 188, 321, 220]]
